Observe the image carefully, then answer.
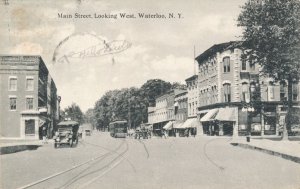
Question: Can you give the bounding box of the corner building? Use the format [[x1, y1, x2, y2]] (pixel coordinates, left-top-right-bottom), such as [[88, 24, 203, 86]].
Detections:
[[0, 55, 60, 140], [196, 41, 300, 137]]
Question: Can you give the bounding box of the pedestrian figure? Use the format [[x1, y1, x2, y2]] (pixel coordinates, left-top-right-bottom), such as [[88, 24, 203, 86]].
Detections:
[[184, 129, 189, 137], [42, 126, 48, 144]]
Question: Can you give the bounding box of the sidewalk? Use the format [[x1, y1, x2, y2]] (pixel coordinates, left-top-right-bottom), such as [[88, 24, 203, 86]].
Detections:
[[230, 137, 300, 164], [0, 139, 48, 155]]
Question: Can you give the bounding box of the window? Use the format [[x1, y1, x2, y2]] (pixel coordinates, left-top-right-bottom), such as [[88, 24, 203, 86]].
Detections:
[[25, 120, 35, 135], [250, 62, 255, 71], [280, 82, 287, 101], [9, 77, 17, 91], [223, 57, 230, 73], [26, 78, 34, 91], [224, 84, 231, 102], [192, 102, 195, 114], [242, 83, 249, 102], [26, 98, 34, 110], [241, 60, 247, 71], [268, 82, 275, 100], [292, 83, 299, 101], [9, 97, 17, 110]]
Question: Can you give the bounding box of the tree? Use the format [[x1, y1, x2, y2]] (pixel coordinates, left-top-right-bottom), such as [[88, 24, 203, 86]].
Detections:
[[140, 79, 172, 106], [92, 79, 173, 131], [63, 103, 84, 124], [171, 82, 187, 90], [238, 0, 300, 139]]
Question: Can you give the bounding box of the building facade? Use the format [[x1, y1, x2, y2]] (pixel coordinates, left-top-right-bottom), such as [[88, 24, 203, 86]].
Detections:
[[185, 75, 199, 118], [174, 91, 188, 123], [0, 55, 60, 139], [196, 41, 300, 136], [147, 89, 186, 135]]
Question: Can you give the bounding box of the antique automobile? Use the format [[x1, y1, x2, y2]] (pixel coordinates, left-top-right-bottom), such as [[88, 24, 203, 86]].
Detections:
[[54, 120, 79, 148]]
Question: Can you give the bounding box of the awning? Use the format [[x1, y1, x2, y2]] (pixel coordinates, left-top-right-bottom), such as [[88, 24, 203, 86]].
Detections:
[[173, 122, 184, 129], [215, 107, 236, 122], [200, 109, 219, 122], [39, 118, 46, 127], [180, 118, 199, 129], [163, 121, 173, 130]]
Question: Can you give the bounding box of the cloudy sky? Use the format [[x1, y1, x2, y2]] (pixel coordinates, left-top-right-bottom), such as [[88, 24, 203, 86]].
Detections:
[[0, 0, 246, 112]]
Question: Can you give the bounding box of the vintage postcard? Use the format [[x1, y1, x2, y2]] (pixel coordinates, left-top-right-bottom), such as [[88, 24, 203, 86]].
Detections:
[[0, 0, 300, 189]]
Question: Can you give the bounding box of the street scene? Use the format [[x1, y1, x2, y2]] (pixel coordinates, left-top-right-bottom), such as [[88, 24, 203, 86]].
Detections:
[[1, 133, 300, 189], [1, 0, 300, 188]]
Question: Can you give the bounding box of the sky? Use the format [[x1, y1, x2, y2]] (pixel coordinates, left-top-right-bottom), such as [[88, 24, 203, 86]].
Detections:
[[0, 0, 246, 112]]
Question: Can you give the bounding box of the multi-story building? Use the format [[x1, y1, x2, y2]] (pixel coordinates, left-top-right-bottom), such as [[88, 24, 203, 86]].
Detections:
[[185, 75, 199, 118], [196, 41, 300, 136], [148, 89, 186, 136], [174, 91, 188, 123], [0, 55, 60, 140]]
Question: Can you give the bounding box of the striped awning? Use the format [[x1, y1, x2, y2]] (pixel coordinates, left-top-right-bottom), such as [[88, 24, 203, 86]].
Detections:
[[215, 107, 236, 122], [180, 118, 199, 128], [163, 121, 173, 130], [200, 109, 219, 122], [173, 122, 184, 129]]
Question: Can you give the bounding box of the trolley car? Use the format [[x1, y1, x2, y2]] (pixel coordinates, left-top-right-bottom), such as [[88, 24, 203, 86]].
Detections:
[[109, 120, 128, 138]]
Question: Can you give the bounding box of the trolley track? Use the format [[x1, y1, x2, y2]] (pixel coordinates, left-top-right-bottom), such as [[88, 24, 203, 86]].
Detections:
[[59, 140, 127, 189], [203, 137, 233, 171], [17, 139, 129, 189]]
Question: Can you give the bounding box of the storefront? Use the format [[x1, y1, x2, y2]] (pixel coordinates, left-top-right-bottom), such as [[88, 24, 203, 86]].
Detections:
[[163, 121, 175, 136], [214, 107, 236, 136], [200, 109, 219, 135]]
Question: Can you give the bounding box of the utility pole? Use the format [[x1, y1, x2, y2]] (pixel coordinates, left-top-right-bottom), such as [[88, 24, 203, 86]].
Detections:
[[193, 45, 196, 75]]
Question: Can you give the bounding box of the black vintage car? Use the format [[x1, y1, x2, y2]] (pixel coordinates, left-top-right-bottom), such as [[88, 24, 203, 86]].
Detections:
[[54, 120, 79, 148]]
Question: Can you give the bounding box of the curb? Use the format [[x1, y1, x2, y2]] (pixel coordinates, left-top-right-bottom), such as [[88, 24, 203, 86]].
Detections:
[[231, 143, 300, 164], [0, 145, 42, 155]]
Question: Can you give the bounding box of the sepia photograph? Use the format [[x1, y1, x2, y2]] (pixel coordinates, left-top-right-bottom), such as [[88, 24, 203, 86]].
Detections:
[[0, 0, 300, 188]]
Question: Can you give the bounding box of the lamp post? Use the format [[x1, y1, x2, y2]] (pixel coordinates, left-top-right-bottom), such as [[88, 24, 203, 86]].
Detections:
[[242, 82, 257, 142]]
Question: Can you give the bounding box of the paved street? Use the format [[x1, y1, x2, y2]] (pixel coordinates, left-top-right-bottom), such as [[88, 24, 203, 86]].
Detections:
[[1, 132, 300, 189]]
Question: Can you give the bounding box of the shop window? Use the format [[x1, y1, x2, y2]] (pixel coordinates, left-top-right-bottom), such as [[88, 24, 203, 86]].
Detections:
[[223, 57, 230, 73], [9, 77, 17, 91], [223, 84, 231, 102], [25, 119, 35, 135], [9, 97, 17, 110], [26, 98, 34, 110]]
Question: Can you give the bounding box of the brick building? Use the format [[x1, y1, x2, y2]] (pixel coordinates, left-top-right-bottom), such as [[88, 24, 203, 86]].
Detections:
[[196, 41, 300, 136], [0, 55, 60, 140]]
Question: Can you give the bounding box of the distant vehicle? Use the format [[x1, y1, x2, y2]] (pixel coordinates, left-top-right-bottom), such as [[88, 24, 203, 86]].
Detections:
[[134, 125, 151, 139], [54, 120, 79, 148], [109, 120, 128, 138], [85, 130, 91, 136]]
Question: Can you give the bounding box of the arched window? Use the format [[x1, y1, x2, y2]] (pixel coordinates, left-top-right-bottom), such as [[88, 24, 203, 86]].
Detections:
[[241, 60, 247, 71], [242, 82, 249, 102], [223, 57, 230, 73], [223, 83, 231, 102], [267, 82, 275, 100]]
